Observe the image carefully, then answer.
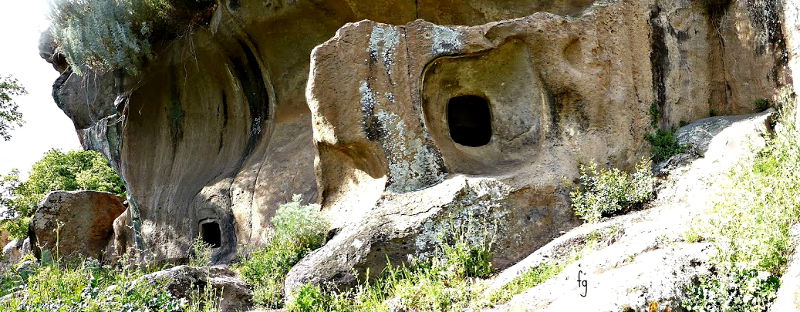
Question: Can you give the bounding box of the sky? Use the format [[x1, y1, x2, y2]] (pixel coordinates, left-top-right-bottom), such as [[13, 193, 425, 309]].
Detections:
[[0, 0, 82, 178]]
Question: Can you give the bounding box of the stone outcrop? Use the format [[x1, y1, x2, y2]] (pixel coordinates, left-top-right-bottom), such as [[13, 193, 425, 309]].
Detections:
[[140, 265, 253, 312], [40, 0, 792, 276], [490, 110, 773, 311], [30, 191, 126, 262], [2, 238, 31, 266]]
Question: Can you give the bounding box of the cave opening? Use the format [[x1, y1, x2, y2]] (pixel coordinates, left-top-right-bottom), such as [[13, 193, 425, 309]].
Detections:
[[447, 95, 492, 147], [199, 220, 222, 248]]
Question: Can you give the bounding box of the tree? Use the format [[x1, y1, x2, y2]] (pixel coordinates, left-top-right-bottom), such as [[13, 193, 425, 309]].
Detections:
[[0, 149, 125, 239], [0, 76, 26, 141]]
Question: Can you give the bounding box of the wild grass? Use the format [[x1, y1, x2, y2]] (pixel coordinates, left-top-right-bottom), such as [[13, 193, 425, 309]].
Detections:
[[0, 256, 217, 311], [236, 195, 330, 308], [682, 96, 800, 311]]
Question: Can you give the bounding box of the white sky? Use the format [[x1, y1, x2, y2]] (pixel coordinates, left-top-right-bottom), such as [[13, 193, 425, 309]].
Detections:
[[0, 0, 82, 177]]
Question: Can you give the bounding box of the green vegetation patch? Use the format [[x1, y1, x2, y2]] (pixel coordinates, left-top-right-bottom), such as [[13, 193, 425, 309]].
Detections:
[[285, 241, 493, 312], [236, 195, 330, 309], [568, 159, 654, 223], [682, 104, 800, 311], [645, 128, 688, 162], [486, 262, 565, 304], [0, 257, 218, 311]]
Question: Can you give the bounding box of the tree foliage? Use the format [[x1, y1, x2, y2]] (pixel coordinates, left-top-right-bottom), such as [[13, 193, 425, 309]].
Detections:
[[0, 149, 125, 239], [0, 76, 26, 141]]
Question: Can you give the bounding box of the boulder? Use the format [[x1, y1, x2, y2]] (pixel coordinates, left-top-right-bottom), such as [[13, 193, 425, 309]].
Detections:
[[140, 265, 253, 312], [2, 238, 31, 266], [30, 191, 126, 262]]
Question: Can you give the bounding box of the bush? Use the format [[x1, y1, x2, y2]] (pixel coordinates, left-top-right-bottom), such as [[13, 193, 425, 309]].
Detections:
[[50, 0, 216, 75], [569, 159, 654, 223], [237, 195, 330, 308], [754, 98, 771, 112], [0, 149, 125, 239], [649, 102, 660, 128], [645, 128, 688, 162]]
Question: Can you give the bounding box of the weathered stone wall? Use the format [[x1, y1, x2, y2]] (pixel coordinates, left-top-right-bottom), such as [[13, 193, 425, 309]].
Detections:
[[41, 0, 793, 266]]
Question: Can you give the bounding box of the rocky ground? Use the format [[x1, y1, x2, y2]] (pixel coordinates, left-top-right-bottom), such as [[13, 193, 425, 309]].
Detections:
[[485, 110, 774, 311]]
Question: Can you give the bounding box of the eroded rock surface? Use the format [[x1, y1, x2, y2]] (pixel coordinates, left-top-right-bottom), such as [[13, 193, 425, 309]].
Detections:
[[40, 0, 792, 270], [140, 265, 253, 312], [490, 110, 773, 311], [30, 191, 126, 262]]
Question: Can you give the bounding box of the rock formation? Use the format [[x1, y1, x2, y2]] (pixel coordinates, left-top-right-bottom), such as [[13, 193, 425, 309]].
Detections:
[[30, 191, 126, 262], [140, 265, 253, 312], [40, 0, 793, 290]]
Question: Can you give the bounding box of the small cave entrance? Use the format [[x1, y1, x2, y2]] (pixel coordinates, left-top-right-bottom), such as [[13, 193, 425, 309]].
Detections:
[[199, 220, 222, 248], [447, 95, 492, 147]]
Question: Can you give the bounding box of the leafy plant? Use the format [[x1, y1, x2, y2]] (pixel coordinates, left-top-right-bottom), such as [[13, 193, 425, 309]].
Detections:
[[0, 75, 26, 141], [645, 128, 688, 162], [754, 98, 771, 112], [0, 149, 125, 239], [237, 195, 330, 308], [682, 269, 780, 312], [279, 216, 501, 311], [568, 159, 654, 223]]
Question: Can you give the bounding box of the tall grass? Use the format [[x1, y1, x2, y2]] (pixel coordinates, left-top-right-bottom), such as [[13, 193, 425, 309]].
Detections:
[[0, 257, 203, 311], [682, 98, 800, 311]]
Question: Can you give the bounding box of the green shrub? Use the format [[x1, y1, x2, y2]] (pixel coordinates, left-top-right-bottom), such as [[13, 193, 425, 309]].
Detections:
[[237, 195, 330, 308], [0, 149, 125, 239], [754, 98, 771, 112], [50, 0, 216, 75], [645, 128, 688, 162], [649, 102, 660, 128], [286, 284, 343, 312], [442, 240, 493, 279], [682, 103, 800, 310], [569, 159, 654, 223]]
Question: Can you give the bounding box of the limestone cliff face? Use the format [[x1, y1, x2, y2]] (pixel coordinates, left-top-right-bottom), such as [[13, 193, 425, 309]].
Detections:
[[41, 0, 791, 266]]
